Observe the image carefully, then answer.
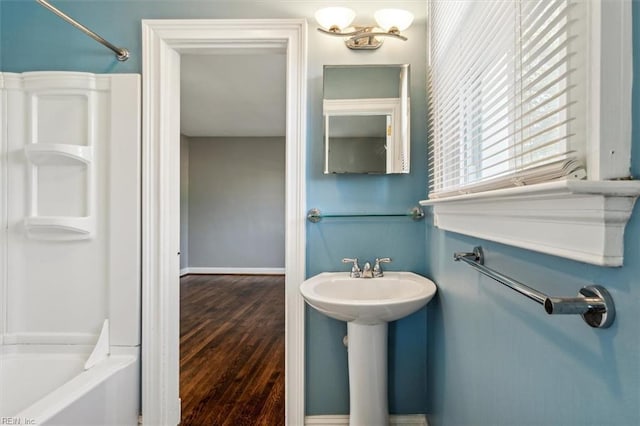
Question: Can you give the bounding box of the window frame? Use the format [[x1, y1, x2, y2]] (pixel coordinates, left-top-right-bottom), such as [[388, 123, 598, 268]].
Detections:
[[421, 0, 640, 267]]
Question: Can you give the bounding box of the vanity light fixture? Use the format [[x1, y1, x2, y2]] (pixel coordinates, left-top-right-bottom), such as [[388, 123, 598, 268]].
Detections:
[[315, 7, 414, 50]]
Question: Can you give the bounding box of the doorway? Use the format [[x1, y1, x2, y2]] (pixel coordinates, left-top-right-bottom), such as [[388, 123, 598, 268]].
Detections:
[[141, 20, 307, 426], [179, 51, 287, 424]]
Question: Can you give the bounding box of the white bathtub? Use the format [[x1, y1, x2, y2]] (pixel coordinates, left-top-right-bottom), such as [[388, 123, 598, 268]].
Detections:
[[0, 345, 139, 425]]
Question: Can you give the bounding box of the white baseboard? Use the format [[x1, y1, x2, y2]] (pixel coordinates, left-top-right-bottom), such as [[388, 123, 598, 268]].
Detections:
[[305, 414, 428, 426], [180, 267, 285, 276]]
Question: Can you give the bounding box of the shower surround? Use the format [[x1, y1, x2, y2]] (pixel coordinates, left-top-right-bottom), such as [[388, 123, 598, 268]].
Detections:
[[0, 71, 141, 424]]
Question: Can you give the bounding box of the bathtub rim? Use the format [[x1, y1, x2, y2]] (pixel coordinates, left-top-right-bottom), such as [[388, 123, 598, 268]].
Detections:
[[11, 345, 139, 424]]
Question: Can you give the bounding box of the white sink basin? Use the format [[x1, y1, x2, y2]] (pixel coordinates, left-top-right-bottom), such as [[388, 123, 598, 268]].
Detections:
[[301, 271, 437, 424], [300, 271, 437, 324]]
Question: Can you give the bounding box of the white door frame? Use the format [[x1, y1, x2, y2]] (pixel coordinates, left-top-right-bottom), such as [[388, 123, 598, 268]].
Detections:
[[141, 19, 307, 426]]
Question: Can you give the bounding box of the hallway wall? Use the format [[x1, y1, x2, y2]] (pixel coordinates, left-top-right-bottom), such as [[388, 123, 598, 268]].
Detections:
[[186, 136, 285, 271], [180, 135, 189, 270]]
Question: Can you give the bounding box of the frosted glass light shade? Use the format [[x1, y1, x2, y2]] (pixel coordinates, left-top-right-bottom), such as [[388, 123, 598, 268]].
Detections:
[[315, 7, 356, 31], [374, 9, 414, 32]]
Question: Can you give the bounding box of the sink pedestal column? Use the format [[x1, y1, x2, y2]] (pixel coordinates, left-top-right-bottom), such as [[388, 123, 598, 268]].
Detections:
[[347, 322, 388, 426]]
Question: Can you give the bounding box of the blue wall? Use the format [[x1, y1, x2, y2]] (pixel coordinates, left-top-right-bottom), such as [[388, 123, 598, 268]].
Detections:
[[0, 0, 429, 416], [424, 2, 640, 425]]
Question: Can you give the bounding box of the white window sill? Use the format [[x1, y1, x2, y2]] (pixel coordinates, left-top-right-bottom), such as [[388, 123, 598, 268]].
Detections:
[[419, 180, 640, 267]]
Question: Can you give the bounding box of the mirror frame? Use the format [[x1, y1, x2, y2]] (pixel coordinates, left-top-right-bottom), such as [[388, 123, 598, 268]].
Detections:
[[322, 64, 410, 174]]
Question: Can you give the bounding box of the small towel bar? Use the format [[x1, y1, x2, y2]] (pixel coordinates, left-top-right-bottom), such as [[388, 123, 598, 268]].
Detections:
[[454, 246, 615, 329], [307, 206, 424, 223]]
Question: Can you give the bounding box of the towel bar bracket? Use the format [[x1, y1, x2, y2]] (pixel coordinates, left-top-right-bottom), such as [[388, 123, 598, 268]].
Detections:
[[458, 246, 484, 264], [454, 246, 616, 329], [577, 286, 615, 328]]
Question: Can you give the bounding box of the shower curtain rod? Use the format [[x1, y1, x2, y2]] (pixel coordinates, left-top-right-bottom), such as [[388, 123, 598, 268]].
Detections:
[[36, 0, 130, 61]]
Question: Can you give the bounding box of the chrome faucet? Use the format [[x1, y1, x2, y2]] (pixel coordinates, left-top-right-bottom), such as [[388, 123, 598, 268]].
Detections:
[[343, 257, 392, 278], [362, 261, 373, 278], [373, 257, 392, 277], [342, 258, 361, 278]]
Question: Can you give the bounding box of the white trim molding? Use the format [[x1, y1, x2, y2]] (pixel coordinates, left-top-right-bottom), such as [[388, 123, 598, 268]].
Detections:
[[181, 267, 285, 276], [421, 180, 640, 267], [305, 414, 428, 426], [0, 74, 6, 345], [587, 0, 633, 180], [142, 19, 307, 426]]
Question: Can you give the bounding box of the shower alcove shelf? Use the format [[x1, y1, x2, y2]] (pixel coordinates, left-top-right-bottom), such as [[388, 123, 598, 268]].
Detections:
[[25, 143, 93, 164], [24, 143, 95, 240]]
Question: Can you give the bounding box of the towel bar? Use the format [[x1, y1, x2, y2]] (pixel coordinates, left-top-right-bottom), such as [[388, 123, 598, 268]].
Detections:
[[453, 246, 615, 329], [307, 206, 424, 223]]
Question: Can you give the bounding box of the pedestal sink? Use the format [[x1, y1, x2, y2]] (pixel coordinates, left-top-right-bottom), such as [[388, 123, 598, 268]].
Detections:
[[300, 272, 437, 426]]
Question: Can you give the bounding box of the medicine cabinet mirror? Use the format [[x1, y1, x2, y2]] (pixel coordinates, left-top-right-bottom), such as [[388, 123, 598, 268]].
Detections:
[[323, 64, 410, 174]]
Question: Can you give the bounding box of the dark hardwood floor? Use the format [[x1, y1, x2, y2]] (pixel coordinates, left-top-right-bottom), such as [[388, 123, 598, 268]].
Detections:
[[180, 274, 285, 426]]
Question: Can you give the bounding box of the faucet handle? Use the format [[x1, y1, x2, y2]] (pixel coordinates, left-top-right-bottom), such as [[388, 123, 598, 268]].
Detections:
[[373, 257, 392, 277], [342, 258, 361, 278]]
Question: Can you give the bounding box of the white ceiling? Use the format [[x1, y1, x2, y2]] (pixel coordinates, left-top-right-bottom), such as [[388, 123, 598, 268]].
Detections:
[[180, 53, 286, 137]]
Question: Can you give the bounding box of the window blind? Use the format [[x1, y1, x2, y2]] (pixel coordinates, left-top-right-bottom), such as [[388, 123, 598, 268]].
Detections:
[[428, 0, 588, 199]]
